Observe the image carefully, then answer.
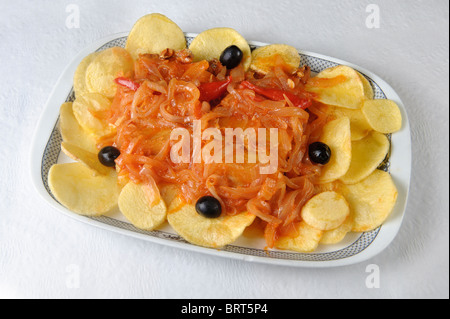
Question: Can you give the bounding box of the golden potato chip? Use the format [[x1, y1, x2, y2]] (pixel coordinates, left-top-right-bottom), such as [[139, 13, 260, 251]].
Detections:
[[189, 27, 252, 70], [275, 221, 323, 253], [314, 181, 340, 194], [73, 52, 99, 97], [167, 196, 255, 248], [306, 65, 365, 109], [357, 72, 374, 100], [85, 47, 134, 98], [160, 183, 179, 207], [59, 102, 98, 153], [118, 182, 167, 231], [340, 170, 398, 232], [325, 105, 373, 141], [61, 142, 110, 176], [250, 44, 300, 74], [340, 132, 389, 185], [318, 117, 352, 183], [301, 191, 350, 231], [72, 93, 114, 137], [125, 13, 186, 60], [320, 214, 354, 245], [362, 99, 402, 133], [48, 162, 120, 216]]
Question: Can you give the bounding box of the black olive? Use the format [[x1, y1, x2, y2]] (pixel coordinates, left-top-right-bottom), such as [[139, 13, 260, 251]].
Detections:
[[219, 45, 243, 69], [98, 146, 120, 167], [195, 196, 222, 218], [308, 142, 331, 165]]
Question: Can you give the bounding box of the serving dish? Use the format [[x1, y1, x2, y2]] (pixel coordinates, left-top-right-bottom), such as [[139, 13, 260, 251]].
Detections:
[[31, 32, 411, 267]]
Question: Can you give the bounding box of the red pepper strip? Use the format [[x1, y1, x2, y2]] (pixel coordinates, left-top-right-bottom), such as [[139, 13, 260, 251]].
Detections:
[[241, 81, 312, 109], [115, 77, 141, 91], [198, 76, 232, 102]]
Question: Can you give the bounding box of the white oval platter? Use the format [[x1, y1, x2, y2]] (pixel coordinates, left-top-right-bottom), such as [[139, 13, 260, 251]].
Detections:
[[30, 32, 411, 268]]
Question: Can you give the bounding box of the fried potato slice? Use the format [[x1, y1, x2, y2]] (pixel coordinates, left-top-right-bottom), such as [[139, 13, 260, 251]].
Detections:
[[301, 191, 350, 231], [357, 72, 374, 100], [314, 181, 340, 194], [118, 182, 167, 231], [325, 105, 373, 141], [340, 170, 398, 232], [306, 65, 365, 109], [167, 196, 255, 248], [250, 44, 300, 74], [72, 93, 114, 137], [48, 162, 120, 216], [59, 102, 98, 153], [275, 221, 323, 253], [125, 13, 186, 60], [159, 183, 179, 207], [362, 99, 402, 133], [85, 47, 134, 98], [74, 52, 99, 97], [320, 214, 354, 245], [189, 27, 252, 70], [318, 117, 352, 183], [340, 132, 390, 185], [61, 142, 110, 176]]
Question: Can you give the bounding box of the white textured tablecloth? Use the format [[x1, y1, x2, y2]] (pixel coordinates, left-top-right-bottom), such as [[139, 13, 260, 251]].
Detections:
[[0, 0, 448, 299]]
